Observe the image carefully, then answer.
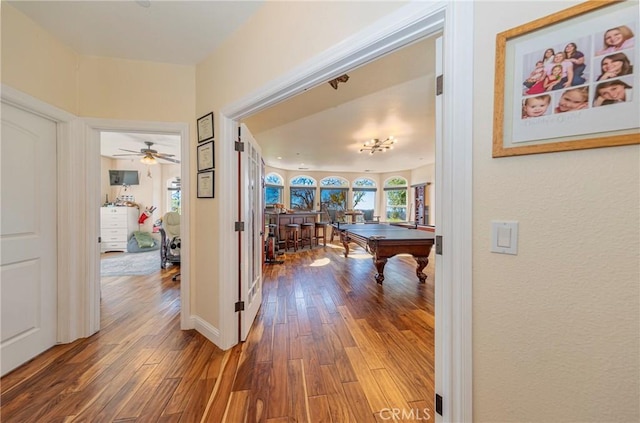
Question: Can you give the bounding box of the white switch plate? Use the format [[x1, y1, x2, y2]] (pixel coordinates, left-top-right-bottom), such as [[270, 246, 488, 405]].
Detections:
[[491, 221, 518, 255]]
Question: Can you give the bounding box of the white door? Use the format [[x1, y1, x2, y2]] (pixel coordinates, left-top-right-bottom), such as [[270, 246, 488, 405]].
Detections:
[[240, 123, 263, 341], [1, 102, 57, 376]]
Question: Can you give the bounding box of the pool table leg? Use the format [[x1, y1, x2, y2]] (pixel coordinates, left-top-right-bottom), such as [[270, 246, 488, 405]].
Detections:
[[373, 257, 387, 284], [415, 256, 429, 283], [340, 233, 350, 257]]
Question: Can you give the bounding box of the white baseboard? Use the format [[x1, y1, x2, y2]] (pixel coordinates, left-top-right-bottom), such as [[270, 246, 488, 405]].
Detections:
[[192, 316, 228, 350]]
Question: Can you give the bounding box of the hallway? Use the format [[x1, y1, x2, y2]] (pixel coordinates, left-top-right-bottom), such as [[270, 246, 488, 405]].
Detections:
[[1, 242, 434, 422]]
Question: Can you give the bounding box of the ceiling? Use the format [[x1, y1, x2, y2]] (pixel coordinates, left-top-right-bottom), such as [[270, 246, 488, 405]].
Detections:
[[100, 132, 181, 164], [10, 1, 436, 173], [244, 38, 436, 173]]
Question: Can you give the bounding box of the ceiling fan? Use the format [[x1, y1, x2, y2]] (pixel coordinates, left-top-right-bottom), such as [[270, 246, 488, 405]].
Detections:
[[113, 141, 180, 164]]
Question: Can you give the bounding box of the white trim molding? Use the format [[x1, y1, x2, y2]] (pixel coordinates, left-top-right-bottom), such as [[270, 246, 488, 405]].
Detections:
[[192, 316, 222, 346], [217, 2, 473, 422]]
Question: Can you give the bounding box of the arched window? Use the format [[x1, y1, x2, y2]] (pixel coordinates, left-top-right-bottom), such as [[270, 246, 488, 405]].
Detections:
[[352, 177, 377, 220], [319, 176, 349, 211], [289, 175, 316, 210], [384, 177, 407, 222], [264, 172, 284, 206]]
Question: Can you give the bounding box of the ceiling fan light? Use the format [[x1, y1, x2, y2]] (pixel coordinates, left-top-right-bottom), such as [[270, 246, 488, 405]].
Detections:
[[140, 155, 157, 165]]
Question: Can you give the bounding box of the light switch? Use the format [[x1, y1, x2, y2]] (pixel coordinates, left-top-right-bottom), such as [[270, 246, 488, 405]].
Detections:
[[497, 226, 511, 248], [491, 221, 518, 255]]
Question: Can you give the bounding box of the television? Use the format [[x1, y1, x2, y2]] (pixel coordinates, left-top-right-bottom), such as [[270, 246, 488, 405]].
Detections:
[[109, 170, 140, 186]]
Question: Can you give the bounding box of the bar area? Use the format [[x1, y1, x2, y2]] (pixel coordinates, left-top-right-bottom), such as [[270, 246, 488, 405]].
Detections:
[[265, 211, 324, 252]]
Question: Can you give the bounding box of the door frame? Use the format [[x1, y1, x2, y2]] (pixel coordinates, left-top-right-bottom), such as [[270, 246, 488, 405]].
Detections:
[[217, 2, 473, 422], [83, 118, 192, 331]]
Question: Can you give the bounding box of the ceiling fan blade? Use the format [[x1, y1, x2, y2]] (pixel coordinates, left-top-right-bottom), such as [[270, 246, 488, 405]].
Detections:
[[119, 148, 142, 153], [153, 152, 176, 158], [113, 153, 143, 156], [157, 156, 180, 164]]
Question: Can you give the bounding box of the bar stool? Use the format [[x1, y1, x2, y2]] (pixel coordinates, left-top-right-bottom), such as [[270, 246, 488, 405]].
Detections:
[[300, 222, 315, 249], [314, 221, 329, 246], [284, 223, 300, 251]]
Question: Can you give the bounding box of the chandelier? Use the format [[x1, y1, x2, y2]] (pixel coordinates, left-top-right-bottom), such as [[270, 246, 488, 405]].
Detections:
[[359, 136, 397, 155]]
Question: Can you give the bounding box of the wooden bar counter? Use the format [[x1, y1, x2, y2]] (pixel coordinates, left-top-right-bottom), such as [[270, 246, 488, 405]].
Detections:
[[265, 211, 321, 249]]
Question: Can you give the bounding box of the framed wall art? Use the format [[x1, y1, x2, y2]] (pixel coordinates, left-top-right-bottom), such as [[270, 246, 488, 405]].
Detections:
[[493, 0, 639, 158], [197, 112, 214, 143], [197, 170, 214, 199], [197, 141, 214, 171]]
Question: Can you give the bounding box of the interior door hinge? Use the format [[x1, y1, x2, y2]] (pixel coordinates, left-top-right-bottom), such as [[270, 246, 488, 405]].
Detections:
[[235, 141, 244, 152], [235, 221, 245, 231], [435, 235, 443, 255], [436, 74, 443, 95], [435, 394, 443, 416], [235, 301, 245, 312], [98, 236, 101, 243]]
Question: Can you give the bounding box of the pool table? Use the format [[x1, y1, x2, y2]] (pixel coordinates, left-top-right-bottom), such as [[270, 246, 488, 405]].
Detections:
[[333, 223, 435, 284]]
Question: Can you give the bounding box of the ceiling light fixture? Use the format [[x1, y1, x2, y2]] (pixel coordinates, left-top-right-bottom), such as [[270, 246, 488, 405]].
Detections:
[[359, 136, 397, 155], [328, 74, 349, 90], [140, 154, 157, 165]]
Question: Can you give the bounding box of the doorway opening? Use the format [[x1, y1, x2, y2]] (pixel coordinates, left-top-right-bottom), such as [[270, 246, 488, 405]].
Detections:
[[86, 119, 192, 332], [99, 131, 182, 279], [217, 3, 474, 421]]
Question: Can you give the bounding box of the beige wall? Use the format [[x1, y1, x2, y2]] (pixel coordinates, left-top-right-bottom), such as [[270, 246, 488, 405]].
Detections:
[[78, 56, 195, 122], [474, 2, 639, 422], [1, 4, 79, 114], [195, 1, 408, 328]]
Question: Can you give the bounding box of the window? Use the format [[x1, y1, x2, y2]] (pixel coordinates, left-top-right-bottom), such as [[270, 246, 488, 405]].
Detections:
[[289, 175, 316, 210], [384, 177, 407, 222], [352, 177, 377, 221], [319, 177, 349, 211], [264, 172, 283, 206], [167, 177, 181, 213]]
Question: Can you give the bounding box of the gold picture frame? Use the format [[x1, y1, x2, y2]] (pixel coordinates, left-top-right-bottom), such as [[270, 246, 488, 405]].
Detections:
[[493, 0, 639, 158]]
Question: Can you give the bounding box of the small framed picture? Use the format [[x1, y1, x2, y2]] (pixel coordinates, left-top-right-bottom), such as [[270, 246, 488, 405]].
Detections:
[[197, 141, 214, 171], [197, 112, 214, 143], [197, 170, 214, 198]]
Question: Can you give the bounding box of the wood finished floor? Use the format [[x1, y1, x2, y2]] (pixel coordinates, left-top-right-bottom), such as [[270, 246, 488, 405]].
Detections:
[[1, 241, 434, 422]]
